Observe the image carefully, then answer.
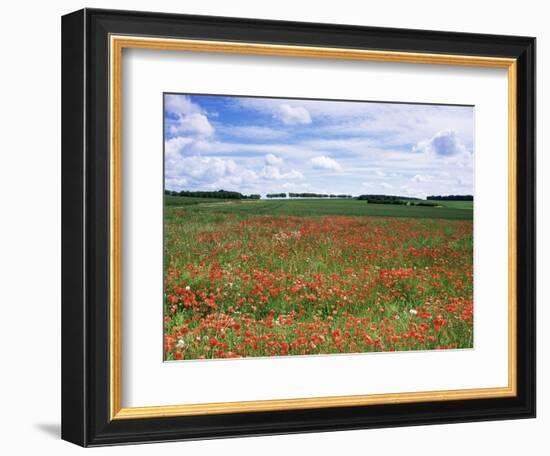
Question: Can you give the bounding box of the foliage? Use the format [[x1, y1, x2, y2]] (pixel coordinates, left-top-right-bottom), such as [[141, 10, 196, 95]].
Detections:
[[165, 189, 260, 200], [427, 195, 474, 201], [357, 194, 420, 202]]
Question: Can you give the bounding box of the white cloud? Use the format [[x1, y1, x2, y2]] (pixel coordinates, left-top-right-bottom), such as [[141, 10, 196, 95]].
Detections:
[[235, 99, 312, 125], [171, 113, 214, 137], [400, 185, 428, 199], [165, 94, 214, 137], [164, 95, 474, 197], [165, 94, 202, 116], [361, 181, 394, 193], [284, 170, 304, 179], [164, 155, 260, 191], [281, 182, 311, 190], [413, 130, 469, 157], [264, 153, 283, 166], [274, 104, 312, 125], [165, 137, 194, 158], [165, 176, 189, 189], [309, 155, 342, 172], [302, 138, 376, 155], [224, 125, 288, 140], [261, 165, 303, 180], [233, 96, 473, 150]]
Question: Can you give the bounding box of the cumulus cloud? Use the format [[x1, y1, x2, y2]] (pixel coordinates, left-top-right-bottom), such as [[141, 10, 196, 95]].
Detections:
[[165, 155, 259, 191], [171, 113, 214, 137], [413, 130, 468, 157], [258, 154, 303, 180], [165, 94, 214, 137], [274, 104, 312, 125], [309, 155, 342, 172], [165, 94, 202, 116], [261, 165, 303, 180], [264, 153, 284, 166], [163, 94, 474, 197], [165, 136, 194, 158]]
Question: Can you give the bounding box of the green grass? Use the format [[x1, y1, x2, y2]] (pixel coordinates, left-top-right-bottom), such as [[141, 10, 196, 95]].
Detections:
[[164, 195, 231, 207], [164, 205, 474, 360], [168, 197, 472, 220], [432, 200, 474, 210]]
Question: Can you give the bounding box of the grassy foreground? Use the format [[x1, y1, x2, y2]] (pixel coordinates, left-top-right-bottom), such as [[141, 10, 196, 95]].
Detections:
[[164, 198, 473, 360]]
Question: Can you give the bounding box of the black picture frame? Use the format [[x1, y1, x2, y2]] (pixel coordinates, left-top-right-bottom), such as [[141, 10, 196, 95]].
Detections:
[[62, 8, 536, 447]]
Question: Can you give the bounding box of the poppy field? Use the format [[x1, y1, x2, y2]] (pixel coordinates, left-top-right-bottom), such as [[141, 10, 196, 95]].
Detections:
[[163, 199, 473, 361]]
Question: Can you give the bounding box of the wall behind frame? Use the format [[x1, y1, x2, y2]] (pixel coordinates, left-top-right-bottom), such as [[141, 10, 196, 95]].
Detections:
[[0, 1, 543, 455]]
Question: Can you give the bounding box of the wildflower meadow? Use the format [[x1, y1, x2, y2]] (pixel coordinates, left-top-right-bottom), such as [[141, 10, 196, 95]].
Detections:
[[163, 199, 473, 360]]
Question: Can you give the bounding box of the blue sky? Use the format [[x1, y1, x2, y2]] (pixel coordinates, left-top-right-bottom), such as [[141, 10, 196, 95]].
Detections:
[[164, 94, 474, 198]]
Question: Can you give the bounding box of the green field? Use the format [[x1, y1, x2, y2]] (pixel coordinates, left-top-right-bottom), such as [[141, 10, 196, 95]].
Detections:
[[164, 195, 229, 207], [164, 195, 473, 220], [164, 194, 474, 360]]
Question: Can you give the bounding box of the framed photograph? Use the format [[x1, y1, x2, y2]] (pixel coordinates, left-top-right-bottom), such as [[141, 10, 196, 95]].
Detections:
[[61, 8, 536, 447]]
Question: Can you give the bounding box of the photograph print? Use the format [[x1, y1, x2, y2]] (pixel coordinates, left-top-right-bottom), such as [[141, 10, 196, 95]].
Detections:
[[163, 93, 474, 361]]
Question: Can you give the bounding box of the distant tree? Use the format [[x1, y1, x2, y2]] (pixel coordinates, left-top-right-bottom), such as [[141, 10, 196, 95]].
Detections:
[[412, 201, 438, 207], [427, 195, 473, 201], [288, 192, 331, 198], [174, 189, 244, 199], [266, 193, 287, 198], [357, 194, 420, 203]]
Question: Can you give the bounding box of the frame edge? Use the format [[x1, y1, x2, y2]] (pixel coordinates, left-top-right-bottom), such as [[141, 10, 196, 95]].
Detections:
[[62, 8, 537, 446], [61, 8, 88, 448]]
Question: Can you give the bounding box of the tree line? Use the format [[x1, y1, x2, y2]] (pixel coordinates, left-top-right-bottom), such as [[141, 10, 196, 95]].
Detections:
[[260, 193, 355, 198], [288, 193, 353, 198], [427, 194, 473, 201], [165, 189, 260, 199], [357, 194, 420, 202], [166, 189, 474, 202], [356, 194, 442, 206]]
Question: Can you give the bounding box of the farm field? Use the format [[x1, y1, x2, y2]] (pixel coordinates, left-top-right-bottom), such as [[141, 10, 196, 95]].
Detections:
[[164, 195, 229, 207], [164, 197, 474, 360], [164, 196, 473, 220], [431, 200, 474, 210]]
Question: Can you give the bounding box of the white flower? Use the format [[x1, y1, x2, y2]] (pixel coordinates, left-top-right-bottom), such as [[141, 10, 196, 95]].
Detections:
[[409, 309, 418, 315], [185, 286, 191, 291], [176, 338, 186, 349]]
